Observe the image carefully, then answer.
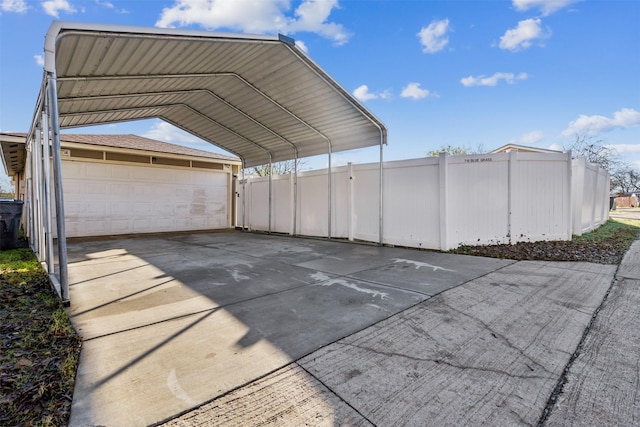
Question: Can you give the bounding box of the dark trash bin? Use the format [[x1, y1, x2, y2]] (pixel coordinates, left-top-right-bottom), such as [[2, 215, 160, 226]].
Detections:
[[0, 200, 24, 250]]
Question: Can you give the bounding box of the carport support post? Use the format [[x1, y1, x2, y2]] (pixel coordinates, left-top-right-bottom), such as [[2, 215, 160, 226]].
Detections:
[[293, 154, 297, 236], [379, 139, 384, 246], [47, 73, 69, 301], [241, 166, 246, 230], [32, 124, 42, 259], [268, 158, 272, 234], [42, 107, 55, 274], [347, 162, 354, 241], [328, 148, 332, 239]]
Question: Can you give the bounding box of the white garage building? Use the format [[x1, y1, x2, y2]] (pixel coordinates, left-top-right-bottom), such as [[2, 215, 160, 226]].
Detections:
[[1, 132, 241, 238]]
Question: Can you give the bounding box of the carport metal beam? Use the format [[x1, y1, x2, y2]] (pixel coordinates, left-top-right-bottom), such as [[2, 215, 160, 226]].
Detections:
[[41, 100, 55, 274], [47, 74, 69, 301]]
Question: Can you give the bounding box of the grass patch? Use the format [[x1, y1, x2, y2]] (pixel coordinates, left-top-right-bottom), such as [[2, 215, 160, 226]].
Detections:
[[574, 218, 640, 243], [451, 218, 640, 264], [0, 248, 82, 426]]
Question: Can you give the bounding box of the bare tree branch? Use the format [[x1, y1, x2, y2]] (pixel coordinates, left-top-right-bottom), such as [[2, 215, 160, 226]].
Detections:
[[427, 144, 484, 157], [567, 134, 621, 172], [568, 134, 640, 194], [250, 159, 306, 176]]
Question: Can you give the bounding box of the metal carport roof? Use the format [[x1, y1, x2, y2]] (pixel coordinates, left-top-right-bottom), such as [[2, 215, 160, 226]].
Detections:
[[42, 21, 387, 167]]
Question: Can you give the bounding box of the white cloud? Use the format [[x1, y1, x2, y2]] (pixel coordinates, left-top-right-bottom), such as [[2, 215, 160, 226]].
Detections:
[[352, 84, 391, 102], [144, 121, 202, 144], [353, 85, 377, 102], [499, 18, 550, 51], [562, 108, 640, 136], [34, 54, 44, 66], [143, 121, 229, 153], [460, 72, 528, 87], [1, 0, 28, 12], [520, 130, 544, 144], [400, 82, 430, 100], [512, 0, 579, 16], [95, 0, 128, 14], [295, 40, 308, 53], [604, 144, 640, 155], [287, 0, 350, 45], [42, 0, 76, 17], [156, 0, 350, 45], [417, 18, 450, 53], [548, 143, 564, 151]]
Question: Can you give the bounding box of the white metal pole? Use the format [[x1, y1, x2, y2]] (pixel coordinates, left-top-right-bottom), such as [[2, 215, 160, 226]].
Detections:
[[379, 139, 384, 246], [293, 154, 298, 236], [33, 123, 43, 259], [24, 143, 34, 245], [42, 109, 55, 274], [268, 156, 272, 233], [47, 74, 69, 301], [327, 148, 332, 239], [241, 165, 246, 230], [347, 162, 354, 241]]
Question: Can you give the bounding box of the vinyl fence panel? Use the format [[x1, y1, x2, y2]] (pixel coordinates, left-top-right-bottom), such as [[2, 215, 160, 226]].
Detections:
[[297, 170, 330, 237], [239, 152, 608, 249], [351, 163, 381, 243], [572, 157, 610, 236], [446, 153, 510, 248], [511, 151, 572, 242], [382, 158, 440, 249]]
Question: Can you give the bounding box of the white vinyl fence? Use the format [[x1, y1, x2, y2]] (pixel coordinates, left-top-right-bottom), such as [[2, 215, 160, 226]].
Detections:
[[237, 151, 609, 250]]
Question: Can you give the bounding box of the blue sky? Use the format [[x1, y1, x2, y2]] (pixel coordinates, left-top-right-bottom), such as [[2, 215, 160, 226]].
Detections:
[[1, 0, 639, 182]]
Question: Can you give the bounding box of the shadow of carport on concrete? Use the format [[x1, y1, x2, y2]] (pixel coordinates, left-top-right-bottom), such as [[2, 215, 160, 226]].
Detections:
[[64, 231, 616, 426]]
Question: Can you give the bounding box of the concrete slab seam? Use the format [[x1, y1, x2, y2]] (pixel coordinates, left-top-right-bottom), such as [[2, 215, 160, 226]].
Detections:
[[295, 361, 377, 426], [147, 363, 300, 427], [536, 262, 622, 426]]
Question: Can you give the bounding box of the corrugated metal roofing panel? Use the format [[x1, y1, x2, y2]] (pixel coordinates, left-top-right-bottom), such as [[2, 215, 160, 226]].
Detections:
[[45, 21, 386, 167]]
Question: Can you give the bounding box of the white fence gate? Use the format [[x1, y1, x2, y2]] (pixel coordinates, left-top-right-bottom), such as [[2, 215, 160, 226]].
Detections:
[[237, 151, 609, 250]]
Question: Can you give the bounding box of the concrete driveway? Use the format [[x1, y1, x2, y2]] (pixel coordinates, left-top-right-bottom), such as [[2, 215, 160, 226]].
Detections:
[[65, 231, 620, 426]]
